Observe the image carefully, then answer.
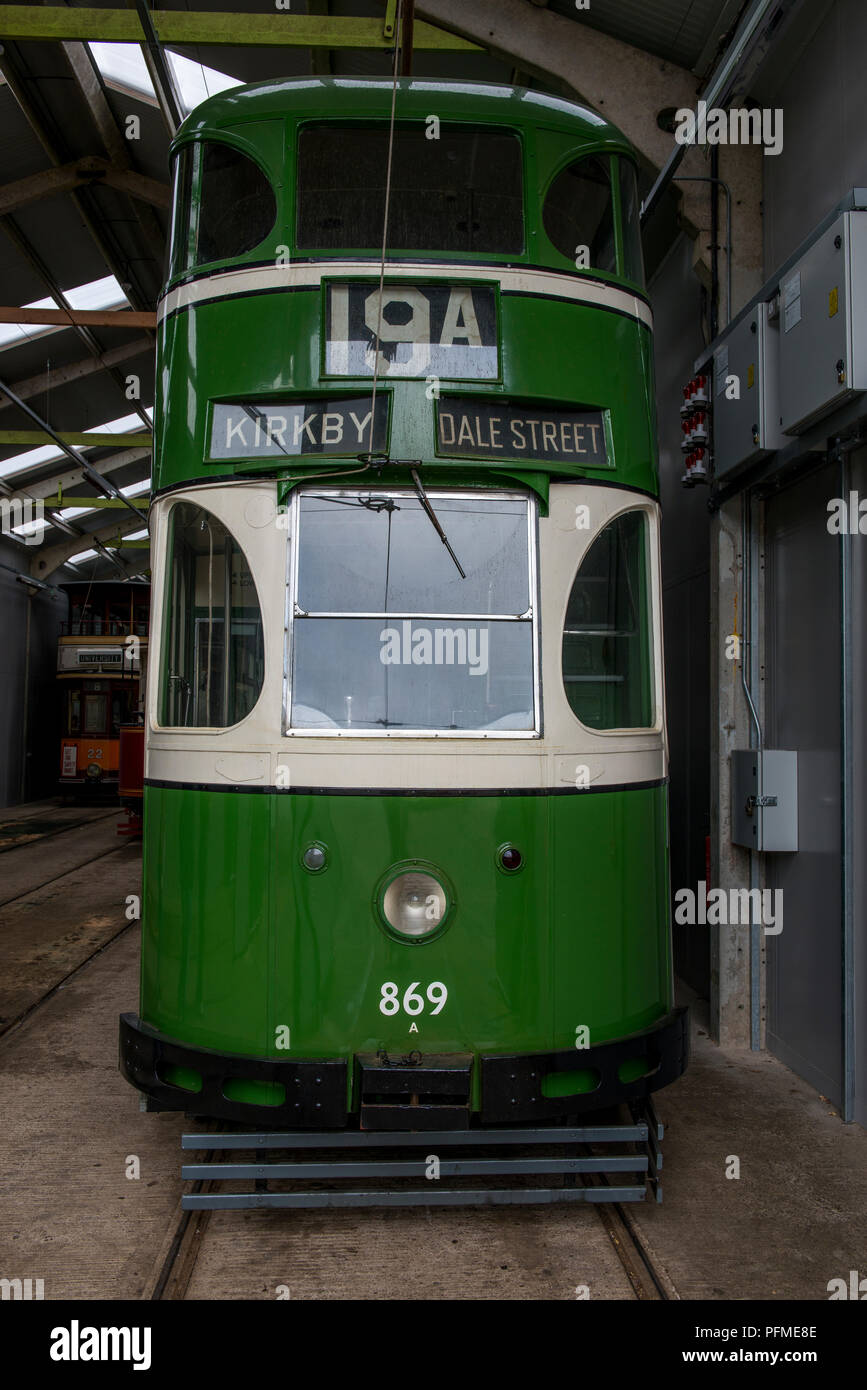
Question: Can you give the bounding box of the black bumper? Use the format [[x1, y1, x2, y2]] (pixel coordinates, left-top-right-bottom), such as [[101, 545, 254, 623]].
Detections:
[[119, 1013, 348, 1128], [479, 1007, 689, 1123], [119, 1007, 688, 1129]]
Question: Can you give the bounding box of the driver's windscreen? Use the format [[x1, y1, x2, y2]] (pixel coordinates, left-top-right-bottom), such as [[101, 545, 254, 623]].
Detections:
[[291, 492, 536, 732]]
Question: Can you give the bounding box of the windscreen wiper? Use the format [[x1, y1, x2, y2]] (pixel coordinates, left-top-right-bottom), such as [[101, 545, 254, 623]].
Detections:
[[410, 467, 466, 579], [308, 494, 398, 512]]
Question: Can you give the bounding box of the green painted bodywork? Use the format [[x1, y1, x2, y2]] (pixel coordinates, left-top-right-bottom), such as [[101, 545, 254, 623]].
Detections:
[[141, 783, 672, 1110], [154, 79, 658, 500], [139, 80, 673, 1115]]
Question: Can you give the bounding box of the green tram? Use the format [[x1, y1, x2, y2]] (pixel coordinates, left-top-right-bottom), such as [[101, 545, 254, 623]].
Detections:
[[120, 78, 688, 1131]]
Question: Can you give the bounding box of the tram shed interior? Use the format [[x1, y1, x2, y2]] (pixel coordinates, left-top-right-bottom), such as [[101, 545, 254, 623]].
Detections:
[[0, 0, 866, 1310]]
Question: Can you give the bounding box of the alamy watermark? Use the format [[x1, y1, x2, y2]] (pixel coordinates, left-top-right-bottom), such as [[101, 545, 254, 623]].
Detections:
[[674, 881, 783, 935], [1, 1276, 44, 1299], [0, 497, 44, 546], [50, 1322, 151, 1370], [674, 101, 783, 157], [379, 622, 488, 676]]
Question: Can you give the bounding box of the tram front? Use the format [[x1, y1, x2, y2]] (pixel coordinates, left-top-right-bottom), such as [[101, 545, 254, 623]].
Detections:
[[120, 77, 687, 1130]]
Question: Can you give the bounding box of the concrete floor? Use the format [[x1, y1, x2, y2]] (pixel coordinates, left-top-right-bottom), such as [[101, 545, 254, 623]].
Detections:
[[1, 801, 864, 1301], [640, 990, 867, 1300]]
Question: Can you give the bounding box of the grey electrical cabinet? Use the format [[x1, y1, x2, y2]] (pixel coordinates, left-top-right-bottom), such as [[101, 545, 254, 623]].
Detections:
[[731, 749, 798, 852], [712, 302, 785, 479], [779, 211, 867, 434]]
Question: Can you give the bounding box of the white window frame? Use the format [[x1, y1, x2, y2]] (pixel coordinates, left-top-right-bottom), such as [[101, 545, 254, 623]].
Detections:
[[283, 485, 541, 739]]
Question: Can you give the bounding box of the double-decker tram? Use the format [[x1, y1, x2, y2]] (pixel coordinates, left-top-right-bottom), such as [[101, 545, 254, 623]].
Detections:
[[58, 580, 149, 797], [120, 78, 688, 1132]]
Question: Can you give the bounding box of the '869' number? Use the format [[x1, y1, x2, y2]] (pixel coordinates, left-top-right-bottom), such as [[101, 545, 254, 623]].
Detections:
[[379, 982, 448, 1016]]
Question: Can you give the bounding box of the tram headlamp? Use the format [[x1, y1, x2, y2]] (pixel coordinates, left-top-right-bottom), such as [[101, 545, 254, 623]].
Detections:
[[86, 763, 102, 780], [381, 871, 448, 939], [302, 843, 327, 872], [497, 844, 523, 873]]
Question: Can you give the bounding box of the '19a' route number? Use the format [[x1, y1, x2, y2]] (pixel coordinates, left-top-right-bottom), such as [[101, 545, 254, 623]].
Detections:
[[379, 982, 448, 1016]]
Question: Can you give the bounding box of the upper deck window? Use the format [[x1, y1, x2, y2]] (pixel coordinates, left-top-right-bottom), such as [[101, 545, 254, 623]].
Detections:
[[168, 141, 277, 278], [543, 153, 616, 273], [618, 159, 645, 286], [296, 124, 524, 255]]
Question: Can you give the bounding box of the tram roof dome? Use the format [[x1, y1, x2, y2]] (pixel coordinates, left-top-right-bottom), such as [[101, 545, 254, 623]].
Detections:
[[174, 76, 633, 154]]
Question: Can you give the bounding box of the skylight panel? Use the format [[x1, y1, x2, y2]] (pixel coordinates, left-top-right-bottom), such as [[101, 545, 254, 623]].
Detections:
[[169, 51, 241, 110], [88, 41, 241, 113], [65, 276, 128, 312], [0, 404, 151, 480], [87, 410, 150, 436], [0, 444, 62, 480], [0, 275, 128, 355]]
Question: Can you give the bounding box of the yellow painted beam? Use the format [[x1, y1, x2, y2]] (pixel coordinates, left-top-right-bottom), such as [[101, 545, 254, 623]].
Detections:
[[0, 430, 152, 447], [0, 7, 478, 50]]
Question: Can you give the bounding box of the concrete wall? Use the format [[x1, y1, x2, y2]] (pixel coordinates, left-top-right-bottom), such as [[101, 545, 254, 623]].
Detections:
[[762, 0, 867, 271], [650, 232, 711, 998], [0, 539, 65, 809]]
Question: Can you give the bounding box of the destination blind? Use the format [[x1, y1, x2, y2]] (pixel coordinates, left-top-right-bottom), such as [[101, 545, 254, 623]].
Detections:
[[208, 395, 389, 460], [436, 398, 609, 466]]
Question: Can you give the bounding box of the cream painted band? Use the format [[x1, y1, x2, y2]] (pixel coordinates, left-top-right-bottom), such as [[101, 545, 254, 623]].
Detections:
[[157, 261, 654, 331], [145, 480, 667, 792]]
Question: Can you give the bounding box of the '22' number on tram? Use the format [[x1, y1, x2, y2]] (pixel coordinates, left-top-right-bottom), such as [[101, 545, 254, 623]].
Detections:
[[379, 982, 448, 1016]]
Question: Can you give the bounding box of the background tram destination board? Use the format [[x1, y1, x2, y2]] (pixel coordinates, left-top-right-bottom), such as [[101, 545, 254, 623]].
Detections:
[[437, 398, 610, 466], [324, 282, 499, 378]]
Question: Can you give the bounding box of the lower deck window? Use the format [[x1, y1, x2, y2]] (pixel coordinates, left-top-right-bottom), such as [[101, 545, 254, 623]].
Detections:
[[160, 503, 264, 728], [64, 684, 135, 737], [289, 490, 537, 734], [562, 510, 654, 729]]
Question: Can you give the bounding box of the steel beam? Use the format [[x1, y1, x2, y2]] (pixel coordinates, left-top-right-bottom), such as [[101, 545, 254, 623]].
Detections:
[[61, 41, 130, 167], [0, 375, 149, 535], [0, 340, 153, 410], [30, 512, 148, 578], [0, 164, 87, 215], [0, 157, 170, 216], [0, 45, 158, 313], [39, 495, 142, 508], [61, 40, 168, 266], [0, 308, 156, 329], [9, 447, 150, 500], [0, 429, 152, 447], [0, 216, 155, 437], [132, 0, 184, 137], [0, 6, 477, 49]]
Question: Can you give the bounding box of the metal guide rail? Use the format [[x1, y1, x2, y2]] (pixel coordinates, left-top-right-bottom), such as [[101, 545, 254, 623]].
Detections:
[[180, 1101, 664, 1211]]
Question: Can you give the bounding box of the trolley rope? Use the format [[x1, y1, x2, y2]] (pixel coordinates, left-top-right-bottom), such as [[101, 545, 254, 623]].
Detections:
[[366, 0, 404, 458]]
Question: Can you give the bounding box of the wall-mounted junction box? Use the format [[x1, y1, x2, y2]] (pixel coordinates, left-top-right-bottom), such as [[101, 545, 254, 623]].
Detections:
[[731, 749, 798, 852], [778, 210, 867, 434], [712, 301, 785, 479]]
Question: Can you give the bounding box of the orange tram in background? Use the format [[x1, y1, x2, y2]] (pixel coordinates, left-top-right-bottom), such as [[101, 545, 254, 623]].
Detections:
[[58, 580, 149, 802]]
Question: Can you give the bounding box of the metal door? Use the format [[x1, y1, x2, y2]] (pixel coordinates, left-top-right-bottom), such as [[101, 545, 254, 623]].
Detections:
[[764, 462, 842, 1103]]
